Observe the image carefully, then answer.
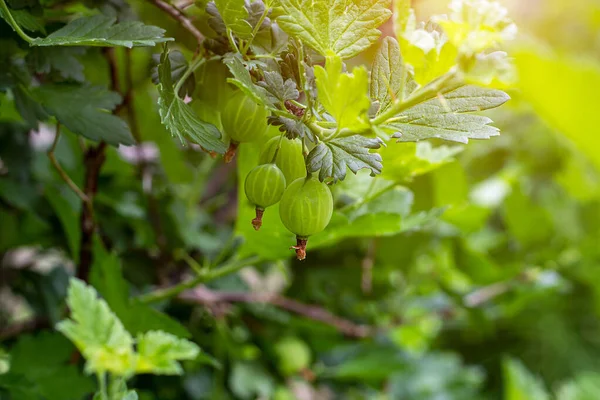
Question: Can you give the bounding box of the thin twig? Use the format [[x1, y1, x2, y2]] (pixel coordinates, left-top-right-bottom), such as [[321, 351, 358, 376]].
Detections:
[[48, 123, 89, 203], [180, 287, 373, 338], [136, 256, 261, 304], [148, 0, 204, 48]]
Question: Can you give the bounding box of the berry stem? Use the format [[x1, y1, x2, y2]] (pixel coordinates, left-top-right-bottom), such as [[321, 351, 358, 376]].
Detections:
[[252, 207, 264, 231], [270, 131, 286, 164], [291, 236, 308, 260], [224, 141, 239, 163]]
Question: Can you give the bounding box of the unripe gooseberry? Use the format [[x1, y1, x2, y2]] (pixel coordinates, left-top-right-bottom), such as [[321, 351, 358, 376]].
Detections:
[[245, 164, 286, 230], [221, 93, 268, 162], [259, 136, 306, 184], [273, 336, 311, 376], [279, 176, 333, 260]]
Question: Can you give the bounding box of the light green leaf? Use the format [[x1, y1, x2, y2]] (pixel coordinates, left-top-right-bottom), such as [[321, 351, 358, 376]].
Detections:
[[315, 55, 371, 132], [388, 85, 509, 143], [556, 373, 600, 400], [516, 49, 600, 170], [136, 331, 200, 375], [33, 84, 134, 146], [379, 141, 463, 182], [503, 358, 550, 400], [370, 37, 417, 115], [213, 0, 253, 38], [157, 47, 227, 153], [56, 278, 136, 375], [30, 15, 172, 47], [392, 0, 411, 38], [276, 0, 391, 59], [311, 184, 443, 249]]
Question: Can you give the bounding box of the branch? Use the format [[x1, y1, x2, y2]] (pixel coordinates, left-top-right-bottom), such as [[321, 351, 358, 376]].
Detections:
[[136, 256, 261, 304], [48, 123, 89, 203], [180, 287, 373, 338], [77, 49, 119, 281], [148, 0, 204, 48], [76, 141, 106, 282]]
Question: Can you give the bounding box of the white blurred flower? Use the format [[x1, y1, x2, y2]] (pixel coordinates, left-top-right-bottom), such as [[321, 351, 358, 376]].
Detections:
[[436, 0, 517, 54]]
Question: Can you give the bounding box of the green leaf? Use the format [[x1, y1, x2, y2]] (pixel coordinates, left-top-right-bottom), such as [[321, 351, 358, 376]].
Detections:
[[370, 37, 417, 115], [379, 141, 463, 183], [516, 49, 600, 170], [157, 47, 227, 153], [314, 55, 371, 132], [388, 85, 510, 143], [30, 15, 172, 47], [212, 0, 253, 38], [392, 0, 411, 38], [45, 186, 81, 261], [90, 246, 192, 338], [151, 49, 195, 97], [503, 358, 550, 400], [556, 373, 600, 400], [33, 84, 134, 146], [0, 7, 45, 33], [276, 0, 392, 59], [224, 54, 275, 109], [13, 84, 47, 128], [56, 278, 136, 375], [307, 135, 383, 183], [1, 333, 95, 400], [135, 331, 200, 375], [27, 47, 85, 82], [257, 71, 299, 103]]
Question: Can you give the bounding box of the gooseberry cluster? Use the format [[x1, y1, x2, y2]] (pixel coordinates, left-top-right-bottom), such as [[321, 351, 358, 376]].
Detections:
[[220, 93, 332, 261]]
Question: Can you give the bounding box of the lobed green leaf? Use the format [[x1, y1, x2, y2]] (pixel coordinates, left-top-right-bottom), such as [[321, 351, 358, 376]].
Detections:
[[157, 47, 227, 154], [276, 0, 392, 59], [33, 84, 135, 146], [388, 85, 510, 143], [56, 278, 136, 375], [315, 55, 371, 132], [307, 135, 383, 183], [136, 331, 200, 375], [30, 15, 172, 47]]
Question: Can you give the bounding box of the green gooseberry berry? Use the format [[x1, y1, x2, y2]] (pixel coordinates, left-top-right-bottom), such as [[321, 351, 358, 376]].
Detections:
[[245, 163, 286, 230], [279, 176, 333, 260], [259, 136, 306, 184], [273, 336, 312, 376], [221, 92, 269, 162]]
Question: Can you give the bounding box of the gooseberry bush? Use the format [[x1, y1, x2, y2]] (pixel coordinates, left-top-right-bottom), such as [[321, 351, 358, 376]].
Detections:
[[0, 0, 519, 398]]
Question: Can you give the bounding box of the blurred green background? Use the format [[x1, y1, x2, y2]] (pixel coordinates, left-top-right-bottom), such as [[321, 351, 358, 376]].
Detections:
[[2, 0, 600, 398]]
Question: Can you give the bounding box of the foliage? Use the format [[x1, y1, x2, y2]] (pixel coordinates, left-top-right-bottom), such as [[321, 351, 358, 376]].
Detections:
[[1, 0, 600, 398]]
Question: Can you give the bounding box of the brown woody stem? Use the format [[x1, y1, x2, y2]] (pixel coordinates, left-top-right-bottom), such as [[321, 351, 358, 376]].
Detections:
[[252, 207, 264, 231], [291, 236, 308, 260]]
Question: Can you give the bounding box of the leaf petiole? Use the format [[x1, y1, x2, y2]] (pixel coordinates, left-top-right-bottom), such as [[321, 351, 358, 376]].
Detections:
[[0, 0, 34, 43], [240, 4, 270, 55], [371, 69, 458, 126], [173, 55, 208, 95]]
